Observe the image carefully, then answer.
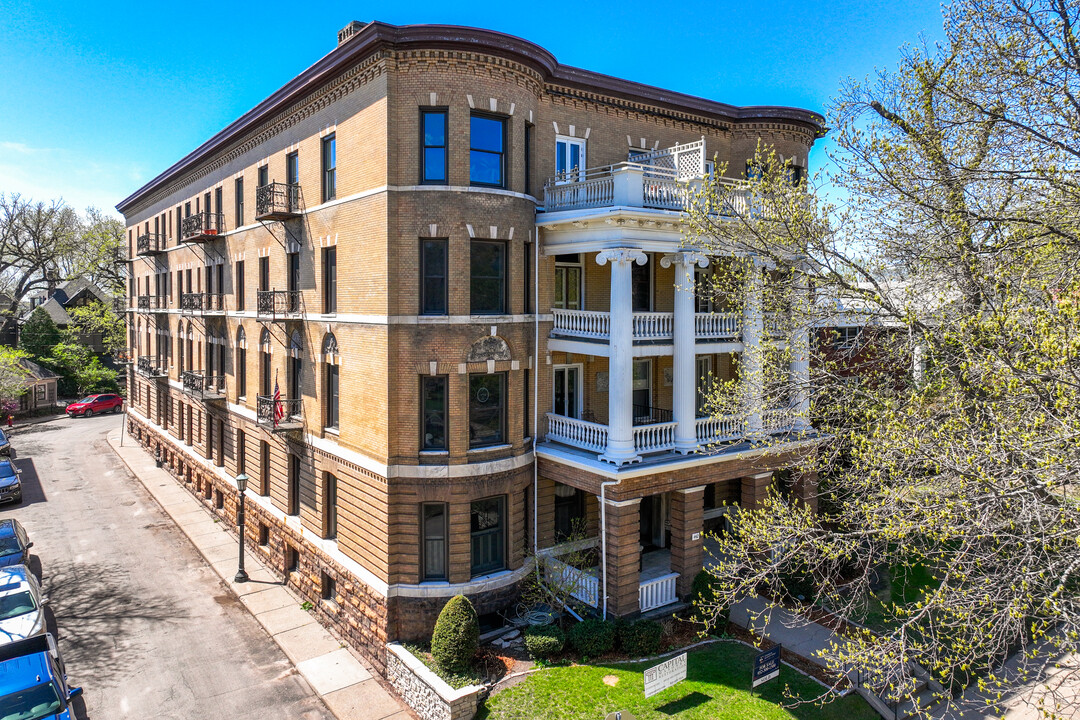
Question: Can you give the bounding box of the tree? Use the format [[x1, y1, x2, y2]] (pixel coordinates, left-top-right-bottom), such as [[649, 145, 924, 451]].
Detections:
[[41, 341, 117, 397], [0, 347, 30, 411], [67, 300, 126, 356], [77, 208, 126, 296], [19, 307, 62, 359], [686, 1, 1080, 717]]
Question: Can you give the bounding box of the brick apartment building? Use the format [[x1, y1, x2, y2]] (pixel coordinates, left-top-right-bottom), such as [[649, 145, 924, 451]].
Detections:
[[116, 21, 825, 672]]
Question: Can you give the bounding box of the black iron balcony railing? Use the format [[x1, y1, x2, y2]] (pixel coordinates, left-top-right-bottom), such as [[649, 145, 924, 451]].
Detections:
[[182, 371, 226, 401], [180, 292, 202, 314], [255, 182, 302, 221], [136, 355, 167, 379], [256, 289, 302, 319], [256, 394, 303, 431], [633, 404, 674, 425], [136, 232, 166, 256], [136, 295, 166, 312], [181, 292, 225, 314], [112, 297, 128, 314], [181, 211, 225, 242]]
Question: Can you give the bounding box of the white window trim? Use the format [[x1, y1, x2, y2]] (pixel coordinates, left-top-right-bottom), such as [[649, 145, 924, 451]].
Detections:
[[555, 135, 587, 185], [552, 363, 584, 418]]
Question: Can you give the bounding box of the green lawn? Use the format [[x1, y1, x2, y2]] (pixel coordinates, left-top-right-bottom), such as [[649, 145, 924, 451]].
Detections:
[[478, 642, 878, 720], [863, 563, 940, 632]]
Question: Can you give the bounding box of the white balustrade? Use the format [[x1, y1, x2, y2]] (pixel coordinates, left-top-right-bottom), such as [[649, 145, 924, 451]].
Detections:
[[545, 556, 599, 607], [639, 572, 679, 612], [695, 414, 744, 444], [633, 421, 678, 454], [546, 413, 609, 453], [544, 174, 614, 211], [632, 312, 673, 341], [694, 312, 740, 340], [552, 309, 611, 340], [642, 177, 685, 209], [764, 407, 794, 433], [764, 312, 786, 338]]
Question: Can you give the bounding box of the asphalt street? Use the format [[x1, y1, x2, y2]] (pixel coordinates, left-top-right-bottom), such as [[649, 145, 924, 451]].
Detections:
[[0, 413, 332, 719]]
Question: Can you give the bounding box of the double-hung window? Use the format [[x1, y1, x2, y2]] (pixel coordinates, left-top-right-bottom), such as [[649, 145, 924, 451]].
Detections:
[[470, 240, 506, 315], [553, 254, 582, 310], [421, 110, 448, 184], [421, 376, 447, 450], [323, 247, 337, 314], [469, 373, 505, 448], [322, 135, 336, 202], [422, 503, 448, 581], [234, 177, 244, 226], [420, 239, 447, 315], [470, 496, 505, 576], [470, 114, 506, 187]]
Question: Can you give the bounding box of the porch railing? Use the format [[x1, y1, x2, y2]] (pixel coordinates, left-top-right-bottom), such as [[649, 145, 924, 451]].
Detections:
[[136, 232, 165, 255], [632, 312, 673, 341], [764, 407, 794, 433], [696, 414, 744, 444], [544, 556, 599, 608], [551, 308, 610, 340], [255, 182, 302, 219], [182, 371, 226, 400], [695, 312, 740, 340], [544, 173, 615, 211], [633, 404, 673, 424], [633, 421, 678, 454], [639, 572, 679, 612], [546, 413, 608, 453], [256, 289, 302, 318], [181, 211, 225, 241]]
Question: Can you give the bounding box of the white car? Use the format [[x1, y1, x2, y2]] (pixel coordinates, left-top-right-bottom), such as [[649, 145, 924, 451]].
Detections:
[[0, 565, 45, 644]]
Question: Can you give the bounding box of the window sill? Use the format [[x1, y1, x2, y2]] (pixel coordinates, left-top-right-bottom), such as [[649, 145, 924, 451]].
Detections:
[[324, 427, 340, 437], [419, 449, 449, 455], [469, 569, 510, 582], [467, 444, 511, 454]]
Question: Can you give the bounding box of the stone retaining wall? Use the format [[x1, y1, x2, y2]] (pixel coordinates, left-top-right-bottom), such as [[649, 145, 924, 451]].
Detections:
[[385, 643, 481, 720]]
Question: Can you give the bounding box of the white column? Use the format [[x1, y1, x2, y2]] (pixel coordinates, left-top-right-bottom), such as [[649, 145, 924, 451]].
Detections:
[[597, 248, 646, 465], [661, 251, 709, 453], [741, 257, 765, 438], [790, 266, 811, 430]]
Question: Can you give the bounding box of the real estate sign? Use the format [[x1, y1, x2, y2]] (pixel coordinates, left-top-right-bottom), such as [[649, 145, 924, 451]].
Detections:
[[643, 652, 687, 698], [752, 646, 781, 688]]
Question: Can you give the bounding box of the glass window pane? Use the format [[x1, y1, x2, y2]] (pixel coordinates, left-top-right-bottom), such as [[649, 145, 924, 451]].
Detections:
[[422, 377, 446, 449], [556, 141, 567, 176], [567, 267, 581, 309], [424, 148, 446, 182], [471, 116, 503, 152], [470, 151, 502, 185], [470, 241, 505, 314], [423, 503, 446, 580], [424, 112, 446, 146], [469, 374, 504, 446]]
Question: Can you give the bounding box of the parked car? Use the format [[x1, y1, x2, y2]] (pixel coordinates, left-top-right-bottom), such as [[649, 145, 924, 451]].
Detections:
[[0, 427, 10, 456], [65, 393, 123, 418], [0, 461, 21, 505], [0, 520, 32, 569], [0, 633, 81, 719], [0, 565, 45, 644]]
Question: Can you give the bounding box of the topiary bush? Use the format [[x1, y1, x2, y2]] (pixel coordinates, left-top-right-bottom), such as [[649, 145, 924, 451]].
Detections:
[[689, 570, 726, 633], [523, 624, 565, 659], [567, 618, 616, 658], [431, 595, 479, 673], [618, 619, 663, 657]]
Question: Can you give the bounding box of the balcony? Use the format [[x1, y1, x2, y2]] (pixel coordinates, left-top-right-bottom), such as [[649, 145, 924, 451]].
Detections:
[[545, 406, 795, 458], [112, 297, 129, 315], [136, 356, 168, 380], [256, 290, 302, 320], [136, 295, 167, 313], [551, 309, 743, 346], [180, 292, 225, 316], [255, 182, 302, 221], [256, 395, 303, 432], [182, 371, 226, 402], [181, 211, 225, 243], [136, 232, 166, 256]]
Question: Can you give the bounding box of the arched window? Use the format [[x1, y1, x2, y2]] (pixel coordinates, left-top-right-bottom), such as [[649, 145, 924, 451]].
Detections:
[[288, 330, 303, 399], [260, 328, 272, 396], [235, 325, 247, 399], [323, 333, 339, 430]]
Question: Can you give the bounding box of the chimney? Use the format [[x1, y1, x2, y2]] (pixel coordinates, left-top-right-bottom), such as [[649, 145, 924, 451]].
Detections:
[[338, 21, 366, 46]]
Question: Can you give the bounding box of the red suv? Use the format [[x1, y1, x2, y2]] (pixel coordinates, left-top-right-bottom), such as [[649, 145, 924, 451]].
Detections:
[[66, 394, 124, 418]]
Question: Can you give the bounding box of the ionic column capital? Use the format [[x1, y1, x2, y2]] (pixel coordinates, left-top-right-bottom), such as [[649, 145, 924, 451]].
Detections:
[[596, 248, 647, 267], [660, 251, 709, 270]]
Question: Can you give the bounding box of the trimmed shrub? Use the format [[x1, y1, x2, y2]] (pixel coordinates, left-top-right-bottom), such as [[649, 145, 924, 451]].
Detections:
[[689, 570, 726, 632], [524, 624, 565, 659], [431, 595, 479, 673], [619, 619, 663, 657], [567, 618, 616, 658]]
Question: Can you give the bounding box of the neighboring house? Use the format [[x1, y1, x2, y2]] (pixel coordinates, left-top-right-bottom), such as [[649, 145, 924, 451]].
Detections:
[[25, 278, 117, 353], [116, 21, 826, 673], [17, 359, 58, 414]]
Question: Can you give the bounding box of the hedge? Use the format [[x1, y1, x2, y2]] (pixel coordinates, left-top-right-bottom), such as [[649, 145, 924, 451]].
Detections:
[[524, 624, 565, 659]]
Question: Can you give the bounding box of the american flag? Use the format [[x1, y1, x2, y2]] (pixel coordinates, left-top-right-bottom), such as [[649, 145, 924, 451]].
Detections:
[[273, 379, 284, 427]]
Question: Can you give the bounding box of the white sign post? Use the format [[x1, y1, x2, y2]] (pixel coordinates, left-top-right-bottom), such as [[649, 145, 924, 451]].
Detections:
[[643, 652, 687, 698]]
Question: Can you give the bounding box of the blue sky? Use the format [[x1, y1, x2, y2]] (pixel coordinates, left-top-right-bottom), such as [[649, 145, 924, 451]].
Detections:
[[0, 0, 947, 216]]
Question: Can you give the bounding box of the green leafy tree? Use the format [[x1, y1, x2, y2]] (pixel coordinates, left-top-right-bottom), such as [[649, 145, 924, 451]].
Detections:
[[19, 307, 62, 358], [685, 1, 1080, 716], [42, 341, 117, 396], [0, 347, 30, 410], [67, 300, 126, 356]]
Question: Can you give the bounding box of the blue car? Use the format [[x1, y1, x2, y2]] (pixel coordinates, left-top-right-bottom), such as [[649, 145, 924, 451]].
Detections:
[[0, 427, 10, 456], [0, 461, 22, 505], [0, 520, 32, 570], [0, 633, 81, 719]]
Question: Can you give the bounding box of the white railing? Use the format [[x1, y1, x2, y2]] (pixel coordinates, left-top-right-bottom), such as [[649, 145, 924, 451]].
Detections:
[[629, 138, 705, 179], [695, 312, 740, 340], [545, 556, 599, 607], [546, 413, 609, 453], [639, 572, 679, 612], [632, 312, 673, 341], [633, 421, 678, 454], [696, 414, 744, 444], [551, 309, 611, 340], [642, 176, 687, 210], [544, 173, 614, 211], [764, 407, 794, 433], [764, 312, 786, 337]]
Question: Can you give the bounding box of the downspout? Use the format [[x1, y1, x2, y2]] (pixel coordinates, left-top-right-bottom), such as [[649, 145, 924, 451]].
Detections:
[[599, 477, 621, 620], [533, 230, 540, 558]]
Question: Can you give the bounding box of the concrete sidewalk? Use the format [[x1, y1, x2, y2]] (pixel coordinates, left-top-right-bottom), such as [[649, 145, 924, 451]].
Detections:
[[107, 428, 413, 720], [730, 595, 852, 678]]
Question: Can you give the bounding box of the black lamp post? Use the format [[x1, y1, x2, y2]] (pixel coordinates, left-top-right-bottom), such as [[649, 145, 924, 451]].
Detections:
[[234, 472, 249, 583]]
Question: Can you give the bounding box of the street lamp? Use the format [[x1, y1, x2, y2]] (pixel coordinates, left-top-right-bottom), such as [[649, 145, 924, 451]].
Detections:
[[234, 472, 250, 583]]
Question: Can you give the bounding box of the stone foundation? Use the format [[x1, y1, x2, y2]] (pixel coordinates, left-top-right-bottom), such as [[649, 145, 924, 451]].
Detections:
[[386, 643, 481, 720]]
